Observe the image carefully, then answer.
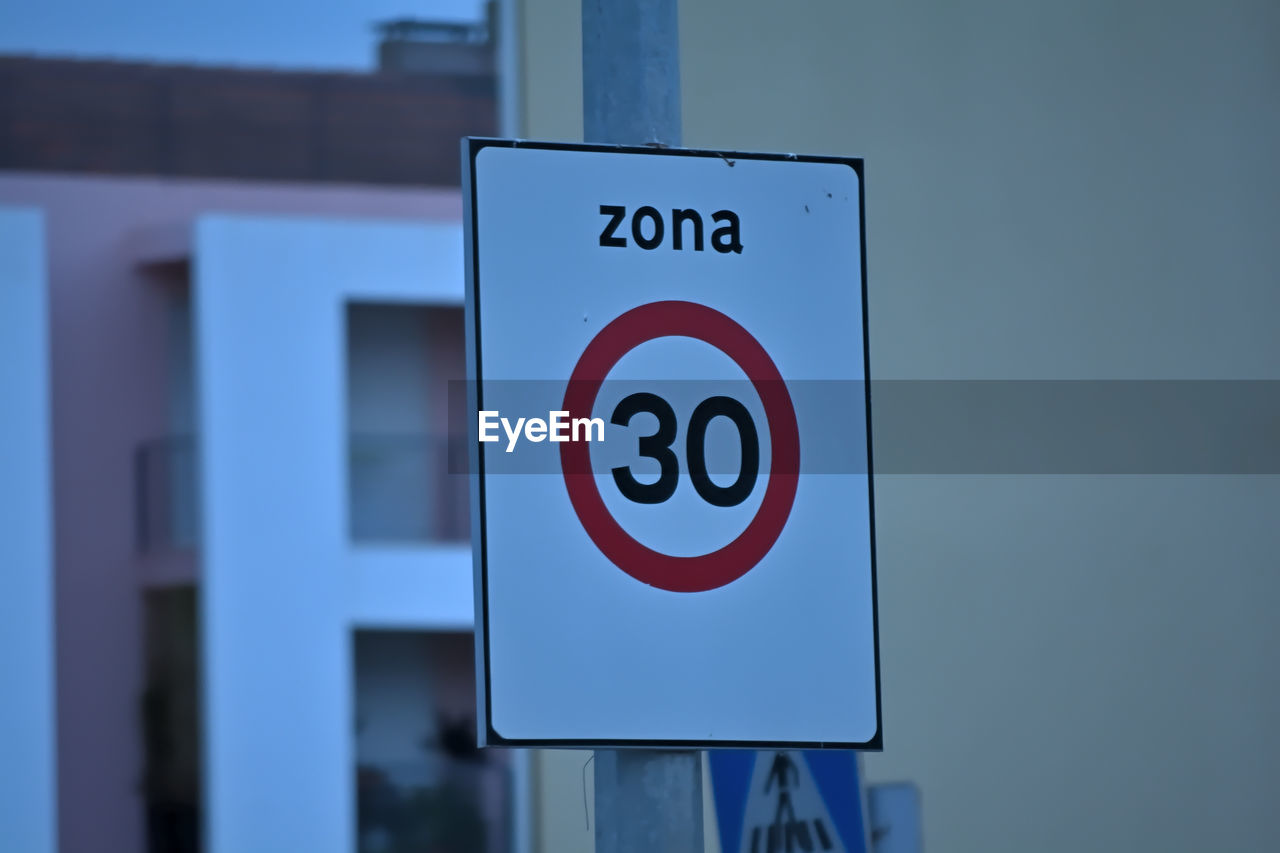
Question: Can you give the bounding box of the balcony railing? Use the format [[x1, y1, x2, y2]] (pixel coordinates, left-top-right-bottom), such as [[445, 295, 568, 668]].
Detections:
[[136, 436, 199, 553], [135, 434, 470, 552], [348, 434, 470, 544], [356, 753, 512, 853]]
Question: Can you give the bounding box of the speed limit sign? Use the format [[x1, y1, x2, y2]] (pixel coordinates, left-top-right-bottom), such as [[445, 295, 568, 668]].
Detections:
[[463, 139, 880, 749]]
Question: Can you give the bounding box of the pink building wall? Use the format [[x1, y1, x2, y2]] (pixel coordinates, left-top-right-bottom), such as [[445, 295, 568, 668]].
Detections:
[[0, 172, 462, 853]]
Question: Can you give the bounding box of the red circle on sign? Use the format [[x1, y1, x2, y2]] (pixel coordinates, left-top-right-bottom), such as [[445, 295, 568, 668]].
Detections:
[[560, 301, 800, 593]]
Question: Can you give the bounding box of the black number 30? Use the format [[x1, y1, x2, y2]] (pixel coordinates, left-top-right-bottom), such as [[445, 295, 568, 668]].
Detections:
[[610, 393, 759, 507]]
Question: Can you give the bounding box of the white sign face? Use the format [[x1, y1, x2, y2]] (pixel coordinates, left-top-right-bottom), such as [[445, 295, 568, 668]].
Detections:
[[463, 139, 879, 748]]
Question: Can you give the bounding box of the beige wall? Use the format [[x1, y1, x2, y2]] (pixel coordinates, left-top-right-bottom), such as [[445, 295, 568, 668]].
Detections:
[[513, 1, 1280, 851]]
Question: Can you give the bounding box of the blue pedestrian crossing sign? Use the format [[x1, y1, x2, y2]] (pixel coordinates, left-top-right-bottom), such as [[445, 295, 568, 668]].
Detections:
[[710, 750, 868, 853]]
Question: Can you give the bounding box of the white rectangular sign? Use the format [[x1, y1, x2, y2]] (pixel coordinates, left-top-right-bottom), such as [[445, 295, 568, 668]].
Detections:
[[463, 139, 880, 749]]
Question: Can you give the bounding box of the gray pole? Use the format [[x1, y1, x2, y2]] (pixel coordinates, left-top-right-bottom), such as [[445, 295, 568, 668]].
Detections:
[[583, 0, 682, 147], [594, 750, 703, 853], [582, 1, 703, 852]]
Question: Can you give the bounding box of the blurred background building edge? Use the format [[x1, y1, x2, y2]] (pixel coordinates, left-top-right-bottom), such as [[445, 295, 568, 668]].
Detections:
[[0, 205, 56, 853], [0, 2, 538, 852]]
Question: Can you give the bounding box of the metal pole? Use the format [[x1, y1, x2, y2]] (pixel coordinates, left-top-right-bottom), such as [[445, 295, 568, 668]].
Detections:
[[583, 1, 702, 851], [583, 0, 682, 147], [594, 750, 703, 853]]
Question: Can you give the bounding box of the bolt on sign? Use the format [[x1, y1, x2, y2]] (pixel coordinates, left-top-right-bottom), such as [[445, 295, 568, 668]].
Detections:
[[462, 138, 880, 749]]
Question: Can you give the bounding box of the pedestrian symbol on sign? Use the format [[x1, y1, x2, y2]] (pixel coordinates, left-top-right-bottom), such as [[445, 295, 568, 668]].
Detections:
[[744, 752, 846, 853]]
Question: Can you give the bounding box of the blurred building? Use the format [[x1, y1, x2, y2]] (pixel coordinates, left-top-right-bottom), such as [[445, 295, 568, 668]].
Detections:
[[0, 26, 521, 853]]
